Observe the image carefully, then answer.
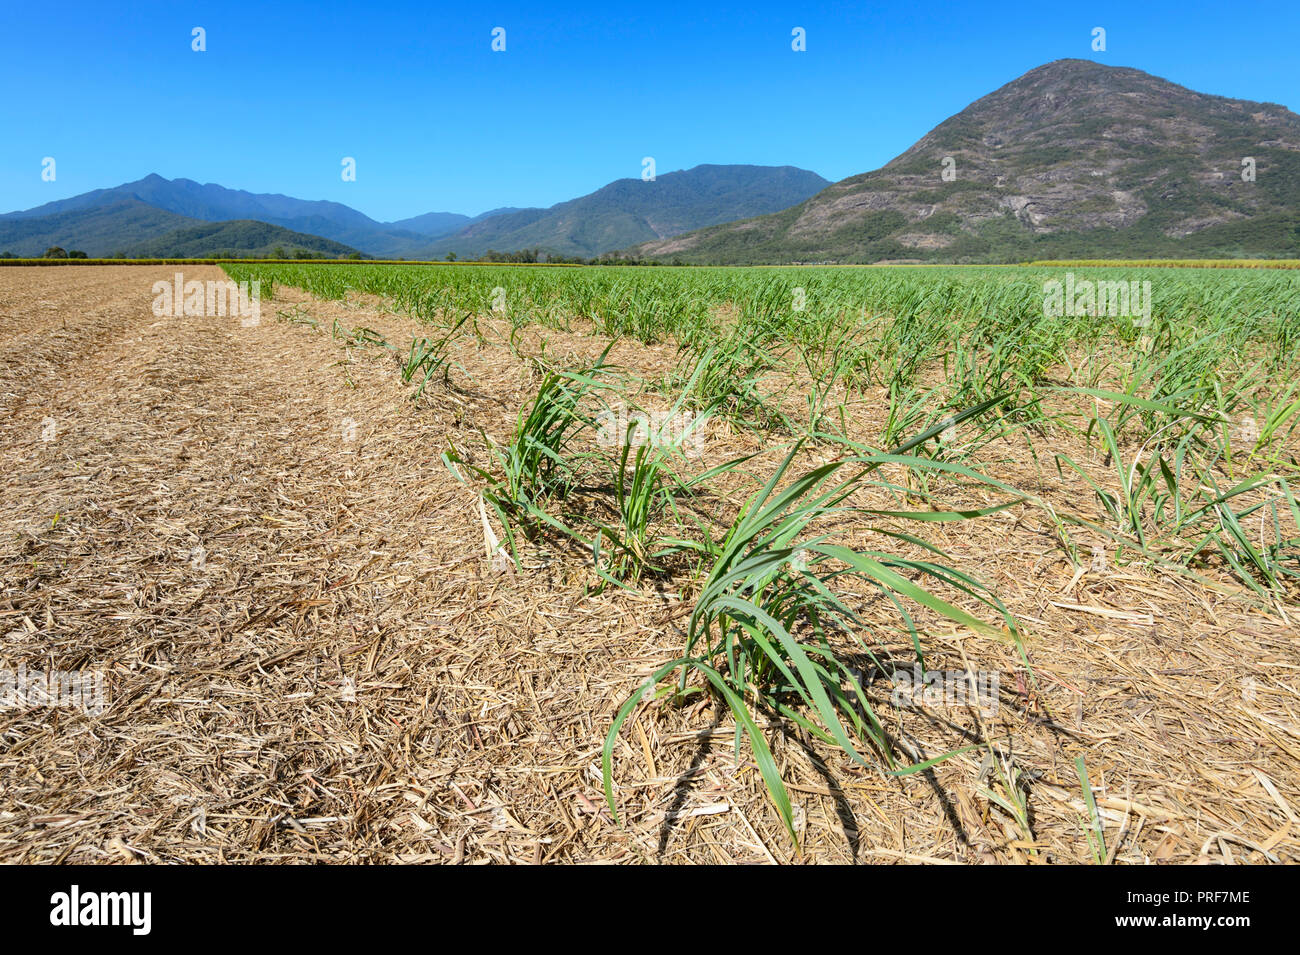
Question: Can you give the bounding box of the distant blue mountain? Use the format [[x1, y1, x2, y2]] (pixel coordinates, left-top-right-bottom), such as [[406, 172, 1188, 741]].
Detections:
[[0, 166, 830, 259]]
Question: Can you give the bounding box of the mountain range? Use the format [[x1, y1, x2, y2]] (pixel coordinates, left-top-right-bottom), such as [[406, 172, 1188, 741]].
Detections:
[[0, 165, 828, 260], [0, 174, 494, 258], [3, 60, 1297, 263], [420, 165, 830, 259]]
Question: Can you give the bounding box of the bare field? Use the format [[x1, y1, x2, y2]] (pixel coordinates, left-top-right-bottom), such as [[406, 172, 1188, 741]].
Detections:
[[1, 265, 1297, 864]]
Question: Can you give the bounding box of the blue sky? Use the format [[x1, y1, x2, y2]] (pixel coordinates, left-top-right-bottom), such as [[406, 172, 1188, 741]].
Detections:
[[2, 1, 1297, 221]]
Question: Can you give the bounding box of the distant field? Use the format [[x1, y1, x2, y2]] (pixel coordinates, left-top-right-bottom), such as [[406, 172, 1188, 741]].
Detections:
[[221, 260, 1300, 346], [4, 256, 1300, 268], [1027, 259, 1300, 269]]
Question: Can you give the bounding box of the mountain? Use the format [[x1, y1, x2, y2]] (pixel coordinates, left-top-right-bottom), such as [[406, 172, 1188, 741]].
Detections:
[[632, 60, 1300, 263], [1, 162, 829, 261], [0, 199, 199, 256], [388, 207, 524, 236], [117, 220, 364, 258], [469, 207, 526, 222], [387, 211, 472, 236], [420, 165, 830, 259], [1, 174, 437, 257]]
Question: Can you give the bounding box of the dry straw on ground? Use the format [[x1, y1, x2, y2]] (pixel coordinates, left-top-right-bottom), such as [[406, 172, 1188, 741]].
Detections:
[[0, 266, 1295, 864]]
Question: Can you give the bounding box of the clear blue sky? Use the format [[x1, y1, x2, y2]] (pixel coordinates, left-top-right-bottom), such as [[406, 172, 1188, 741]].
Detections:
[[2, 1, 1297, 221]]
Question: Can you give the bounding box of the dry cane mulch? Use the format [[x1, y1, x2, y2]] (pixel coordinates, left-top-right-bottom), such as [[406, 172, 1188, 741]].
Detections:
[[0, 265, 1296, 864]]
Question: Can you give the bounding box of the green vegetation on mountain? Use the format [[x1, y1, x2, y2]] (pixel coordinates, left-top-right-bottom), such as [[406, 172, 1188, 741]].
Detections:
[[422, 164, 829, 259], [0, 199, 197, 257], [116, 220, 365, 259], [633, 60, 1300, 264]]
